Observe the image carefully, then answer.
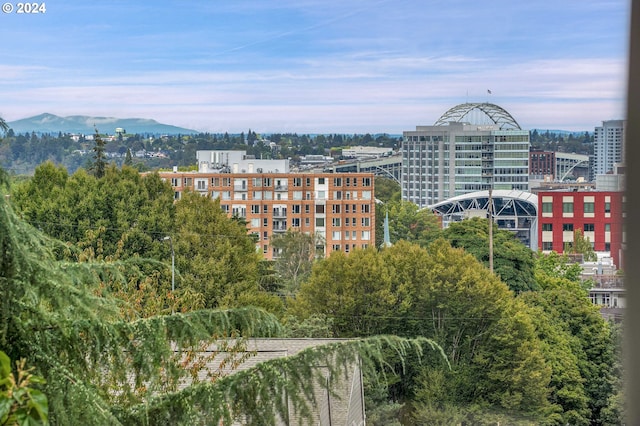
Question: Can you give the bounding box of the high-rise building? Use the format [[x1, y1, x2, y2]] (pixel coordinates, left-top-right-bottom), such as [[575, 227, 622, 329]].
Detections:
[[402, 103, 529, 207], [158, 168, 376, 260], [593, 119, 625, 177]]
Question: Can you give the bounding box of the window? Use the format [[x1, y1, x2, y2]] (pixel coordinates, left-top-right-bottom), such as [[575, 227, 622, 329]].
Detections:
[[361, 204, 370, 213], [332, 218, 341, 227], [171, 178, 179, 187], [293, 177, 302, 187], [251, 204, 260, 214], [542, 223, 552, 231], [563, 223, 574, 231], [605, 242, 611, 251], [363, 177, 371, 187], [332, 204, 341, 214], [293, 191, 303, 200], [345, 177, 351, 187], [584, 223, 595, 232], [584, 202, 595, 214], [315, 217, 325, 227], [605, 202, 611, 213], [292, 205, 301, 214], [605, 223, 611, 232], [333, 191, 342, 200], [361, 230, 370, 240], [317, 191, 326, 200], [305, 205, 310, 214], [263, 205, 268, 213], [542, 202, 552, 213], [362, 217, 370, 227], [263, 231, 268, 241], [332, 231, 341, 240], [332, 244, 341, 251], [251, 218, 260, 227], [318, 177, 325, 184], [333, 177, 342, 186], [263, 218, 268, 227], [315, 205, 325, 214], [263, 177, 272, 187], [263, 245, 268, 254], [352, 217, 357, 226], [542, 241, 553, 251], [362, 191, 372, 200], [292, 218, 300, 227], [562, 202, 573, 213]]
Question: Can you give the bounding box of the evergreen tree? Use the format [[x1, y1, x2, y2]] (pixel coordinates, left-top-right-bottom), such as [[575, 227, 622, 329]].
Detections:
[[124, 148, 133, 167], [91, 127, 107, 178], [1, 168, 445, 425]]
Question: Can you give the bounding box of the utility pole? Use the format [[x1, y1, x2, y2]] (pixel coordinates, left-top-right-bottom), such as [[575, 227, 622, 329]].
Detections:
[[488, 188, 494, 273]]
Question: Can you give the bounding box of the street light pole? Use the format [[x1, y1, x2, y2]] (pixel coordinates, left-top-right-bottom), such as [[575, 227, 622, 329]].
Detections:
[[163, 236, 175, 294]]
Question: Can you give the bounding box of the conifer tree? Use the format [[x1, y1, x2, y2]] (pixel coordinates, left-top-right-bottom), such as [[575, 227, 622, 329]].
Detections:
[[91, 127, 106, 178], [0, 167, 444, 425]]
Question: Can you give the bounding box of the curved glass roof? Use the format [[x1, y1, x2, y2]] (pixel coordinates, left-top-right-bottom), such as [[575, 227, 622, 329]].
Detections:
[[434, 102, 522, 130]]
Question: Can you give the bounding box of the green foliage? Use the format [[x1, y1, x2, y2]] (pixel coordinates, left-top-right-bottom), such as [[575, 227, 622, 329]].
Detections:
[[520, 279, 616, 424], [281, 314, 335, 338], [291, 240, 552, 419], [535, 250, 584, 283], [439, 217, 538, 292], [11, 162, 175, 259], [572, 229, 598, 261], [373, 176, 401, 203], [0, 351, 49, 426], [91, 128, 107, 178], [173, 191, 277, 309], [270, 229, 323, 294], [375, 200, 440, 248]]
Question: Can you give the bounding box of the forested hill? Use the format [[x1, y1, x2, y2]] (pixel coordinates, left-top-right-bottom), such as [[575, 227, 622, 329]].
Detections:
[[7, 113, 198, 135]]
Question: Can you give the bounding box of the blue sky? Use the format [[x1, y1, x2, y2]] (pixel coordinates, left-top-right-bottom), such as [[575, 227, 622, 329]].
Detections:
[[0, 0, 630, 133]]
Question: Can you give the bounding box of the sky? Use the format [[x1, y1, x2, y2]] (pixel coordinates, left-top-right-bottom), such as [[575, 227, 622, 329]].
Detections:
[[0, 0, 631, 134]]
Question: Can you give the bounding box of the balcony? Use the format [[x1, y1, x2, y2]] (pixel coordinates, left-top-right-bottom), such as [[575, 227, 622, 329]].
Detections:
[[272, 209, 288, 218]]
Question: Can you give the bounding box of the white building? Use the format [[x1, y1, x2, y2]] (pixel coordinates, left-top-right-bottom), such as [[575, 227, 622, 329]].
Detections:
[[402, 103, 529, 207], [593, 119, 625, 176]]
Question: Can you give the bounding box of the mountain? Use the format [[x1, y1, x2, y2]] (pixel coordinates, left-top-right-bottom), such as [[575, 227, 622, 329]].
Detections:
[[7, 113, 199, 135]]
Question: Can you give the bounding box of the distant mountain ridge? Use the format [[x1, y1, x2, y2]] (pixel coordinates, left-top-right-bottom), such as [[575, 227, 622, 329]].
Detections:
[[7, 113, 199, 135]]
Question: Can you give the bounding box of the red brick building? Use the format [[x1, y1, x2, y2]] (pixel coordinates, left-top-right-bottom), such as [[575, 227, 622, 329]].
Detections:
[[158, 171, 376, 260], [538, 190, 624, 268]]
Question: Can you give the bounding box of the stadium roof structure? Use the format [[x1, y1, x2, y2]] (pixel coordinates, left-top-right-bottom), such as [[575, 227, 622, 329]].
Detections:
[[434, 102, 522, 130], [429, 190, 538, 248]]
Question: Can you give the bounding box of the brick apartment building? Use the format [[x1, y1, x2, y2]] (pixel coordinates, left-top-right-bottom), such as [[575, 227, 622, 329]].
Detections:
[[538, 190, 624, 268], [158, 170, 376, 260]]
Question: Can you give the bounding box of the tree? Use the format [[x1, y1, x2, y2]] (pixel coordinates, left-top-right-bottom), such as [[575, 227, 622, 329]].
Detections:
[[374, 176, 401, 203], [124, 148, 133, 167], [173, 191, 277, 310], [0, 116, 8, 134], [0, 351, 48, 425], [572, 228, 597, 261], [270, 229, 323, 294], [521, 276, 617, 424], [90, 127, 107, 178], [291, 241, 552, 421], [439, 217, 538, 292], [375, 200, 440, 248], [1, 168, 446, 425]]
